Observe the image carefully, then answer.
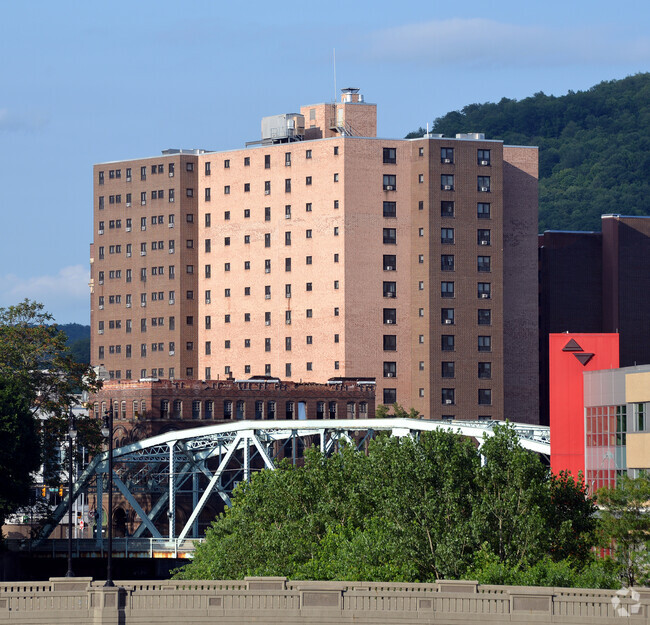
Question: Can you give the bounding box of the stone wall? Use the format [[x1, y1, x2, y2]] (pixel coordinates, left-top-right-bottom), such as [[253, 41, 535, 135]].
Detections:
[[0, 576, 647, 624]]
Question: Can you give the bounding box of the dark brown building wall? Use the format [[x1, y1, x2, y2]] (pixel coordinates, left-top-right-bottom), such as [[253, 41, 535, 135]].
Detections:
[[502, 147, 539, 424], [603, 216, 650, 367]]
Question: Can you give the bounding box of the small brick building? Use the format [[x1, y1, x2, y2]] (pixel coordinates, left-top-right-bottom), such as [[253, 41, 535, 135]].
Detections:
[[91, 376, 376, 445]]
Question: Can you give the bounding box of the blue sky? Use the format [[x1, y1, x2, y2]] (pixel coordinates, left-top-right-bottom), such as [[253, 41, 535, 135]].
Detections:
[[1, 1, 649, 323]]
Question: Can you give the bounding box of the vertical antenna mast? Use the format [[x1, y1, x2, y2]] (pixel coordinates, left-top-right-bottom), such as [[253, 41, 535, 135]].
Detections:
[[333, 48, 337, 102]]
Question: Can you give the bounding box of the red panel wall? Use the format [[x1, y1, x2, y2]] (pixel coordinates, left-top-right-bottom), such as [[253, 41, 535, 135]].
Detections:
[[549, 333, 619, 477]]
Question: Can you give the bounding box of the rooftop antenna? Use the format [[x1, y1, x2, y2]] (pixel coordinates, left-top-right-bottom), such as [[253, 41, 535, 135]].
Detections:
[[333, 48, 337, 102]]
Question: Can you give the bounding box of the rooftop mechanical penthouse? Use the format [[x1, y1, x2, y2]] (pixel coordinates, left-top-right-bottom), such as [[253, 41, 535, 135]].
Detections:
[[91, 88, 539, 423]]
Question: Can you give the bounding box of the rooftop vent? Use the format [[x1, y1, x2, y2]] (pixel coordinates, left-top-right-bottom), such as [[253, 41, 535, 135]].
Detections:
[[455, 133, 486, 140]]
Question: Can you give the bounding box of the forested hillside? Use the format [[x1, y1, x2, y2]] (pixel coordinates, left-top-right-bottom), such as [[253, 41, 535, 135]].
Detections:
[[58, 323, 90, 364], [407, 73, 650, 232]]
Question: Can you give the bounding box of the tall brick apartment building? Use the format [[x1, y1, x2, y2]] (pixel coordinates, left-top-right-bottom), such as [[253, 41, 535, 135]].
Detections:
[[91, 88, 539, 423]]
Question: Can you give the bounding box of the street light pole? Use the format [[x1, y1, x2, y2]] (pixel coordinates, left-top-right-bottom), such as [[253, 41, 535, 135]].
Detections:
[[65, 409, 77, 578], [101, 400, 115, 587]]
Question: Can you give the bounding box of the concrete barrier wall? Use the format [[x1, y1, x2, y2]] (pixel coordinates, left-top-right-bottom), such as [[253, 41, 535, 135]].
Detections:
[[0, 576, 648, 624]]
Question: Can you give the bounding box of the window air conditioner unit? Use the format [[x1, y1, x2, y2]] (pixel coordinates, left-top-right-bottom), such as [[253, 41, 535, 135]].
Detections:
[[443, 158, 452, 164], [386, 319, 394, 324], [126, 252, 132, 257], [481, 240, 489, 245], [126, 202, 131, 207], [169, 249, 174, 254], [445, 399, 452, 404], [443, 185, 452, 190], [141, 201, 146, 206], [385, 185, 394, 191], [480, 160, 489, 166], [168, 222, 174, 228], [140, 251, 146, 256], [444, 319, 452, 324], [141, 226, 146, 231], [386, 372, 394, 377], [126, 227, 131, 232], [98, 305, 104, 310], [126, 303, 131, 308], [386, 266, 394, 271], [126, 177, 132, 182], [480, 186, 489, 192], [98, 279, 104, 285], [265, 190, 271, 195], [169, 299, 175, 305], [265, 321, 270, 326], [205, 298, 211, 304], [169, 172, 174, 177], [98, 329, 103, 335], [169, 197, 174, 203], [169, 351, 175, 356], [141, 302, 146, 307], [481, 293, 490, 298], [98, 229, 104, 235]]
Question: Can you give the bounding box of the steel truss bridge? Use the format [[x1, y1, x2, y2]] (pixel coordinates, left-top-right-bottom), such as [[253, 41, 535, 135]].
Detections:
[[38, 418, 550, 549]]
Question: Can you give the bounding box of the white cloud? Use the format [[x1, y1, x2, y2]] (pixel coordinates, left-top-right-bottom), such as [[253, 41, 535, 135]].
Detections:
[[0, 265, 89, 323], [364, 19, 650, 68]]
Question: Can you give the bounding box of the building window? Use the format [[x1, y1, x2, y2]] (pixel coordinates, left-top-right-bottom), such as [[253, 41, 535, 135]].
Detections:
[[383, 147, 397, 164], [383, 174, 396, 191], [383, 281, 396, 298], [265, 338, 271, 352], [383, 388, 397, 405], [223, 185, 230, 195], [441, 282, 455, 298], [441, 201, 454, 217], [305, 176, 312, 186], [478, 309, 491, 325], [306, 229, 312, 239], [478, 282, 491, 299], [306, 309, 313, 318], [244, 183, 250, 192], [383, 228, 397, 244], [441, 308, 454, 324], [265, 259, 271, 274], [383, 335, 397, 351], [442, 388, 455, 405], [478, 229, 491, 246], [285, 336, 292, 351], [285, 178, 291, 193], [441, 228, 454, 244], [441, 335, 455, 352], [478, 389, 492, 405], [441, 147, 454, 163], [441, 174, 454, 191], [478, 256, 491, 272], [418, 174, 424, 184], [478, 336, 492, 352], [478, 149, 491, 166], [205, 188, 211, 201], [383, 308, 396, 324], [442, 362, 455, 378], [285, 284, 291, 298], [306, 282, 312, 291], [333, 173, 339, 182], [383, 362, 396, 378], [478, 362, 492, 379], [441, 255, 454, 271], [285, 231, 292, 246], [478, 203, 491, 219], [334, 200, 339, 209], [383, 255, 396, 271], [478, 176, 491, 192], [244, 156, 250, 166]]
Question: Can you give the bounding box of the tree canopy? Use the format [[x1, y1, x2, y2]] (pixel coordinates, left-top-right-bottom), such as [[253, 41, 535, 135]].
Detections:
[[0, 300, 100, 529], [175, 425, 608, 586], [407, 73, 650, 232]]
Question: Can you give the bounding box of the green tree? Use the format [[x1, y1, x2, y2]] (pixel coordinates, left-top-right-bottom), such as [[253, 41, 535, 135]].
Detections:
[[0, 300, 101, 529], [0, 375, 41, 527], [598, 473, 650, 587]]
